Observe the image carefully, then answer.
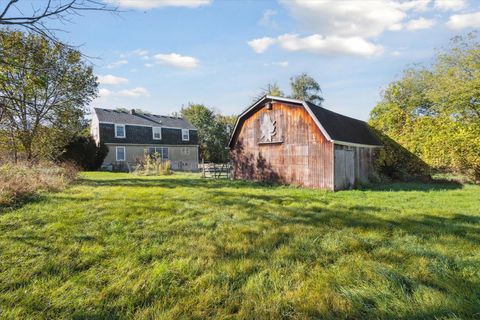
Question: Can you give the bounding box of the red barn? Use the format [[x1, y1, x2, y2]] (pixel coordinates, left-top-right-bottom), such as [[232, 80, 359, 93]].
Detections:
[[228, 96, 382, 190]]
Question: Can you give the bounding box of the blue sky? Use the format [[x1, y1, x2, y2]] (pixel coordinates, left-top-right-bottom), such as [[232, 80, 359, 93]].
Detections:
[[54, 0, 480, 120]]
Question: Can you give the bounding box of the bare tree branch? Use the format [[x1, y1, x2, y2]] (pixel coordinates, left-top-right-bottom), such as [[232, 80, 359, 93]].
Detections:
[[0, 0, 119, 45]]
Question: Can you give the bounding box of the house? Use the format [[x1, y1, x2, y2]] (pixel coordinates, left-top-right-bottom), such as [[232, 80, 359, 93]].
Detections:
[[228, 95, 382, 190], [91, 108, 199, 171]]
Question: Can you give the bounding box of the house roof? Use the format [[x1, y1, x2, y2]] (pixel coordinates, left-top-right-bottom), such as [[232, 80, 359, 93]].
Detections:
[[93, 108, 196, 130], [229, 95, 382, 148]]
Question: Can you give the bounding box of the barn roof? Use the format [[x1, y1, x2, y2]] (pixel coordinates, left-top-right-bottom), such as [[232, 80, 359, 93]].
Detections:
[[229, 95, 382, 148], [93, 108, 196, 130]]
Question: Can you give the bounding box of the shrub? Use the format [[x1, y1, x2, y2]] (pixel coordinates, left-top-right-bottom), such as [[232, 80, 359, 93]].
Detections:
[[133, 151, 172, 176], [59, 136, 108, 170], [0, 162, 78, 207]]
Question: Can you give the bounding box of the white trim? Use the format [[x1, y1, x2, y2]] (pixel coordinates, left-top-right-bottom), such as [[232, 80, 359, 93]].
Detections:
[[116, 146, 126, 161], [114, 124, 126, 138], [152, 127, 162, 140], [332, 140, 382, 148], [181, 129, 190, 141], [99, 121, 197, 131]]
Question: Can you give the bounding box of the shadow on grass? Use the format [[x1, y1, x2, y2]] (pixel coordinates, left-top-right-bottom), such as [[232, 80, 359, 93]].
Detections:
[[361, 180, 463, 192], [79, 176, 465, 192]]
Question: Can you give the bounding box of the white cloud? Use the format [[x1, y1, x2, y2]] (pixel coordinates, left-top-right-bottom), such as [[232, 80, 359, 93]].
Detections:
[[107, 0, 211, 9], [133, 49, 149, 56], [277, 34, 384, 56], [389, 23, 404, 31], [434, 0, 465, 11], [154, 53, 198, 68], [99, 88, 112, 97], [405, 17, 435, 30], [97, 74, 128, 85], [247, 37, 276, 53], [144, 63, 154, 68], [249, 34, 383, 57], [275, 61, 289, 67], [280, 0, 408, 38], [106, 59, 128, 69], [259, 9, 278, 28], [397, 0, 431, 12], [117, 87, 150, 97], [447, 11, 480, 29]]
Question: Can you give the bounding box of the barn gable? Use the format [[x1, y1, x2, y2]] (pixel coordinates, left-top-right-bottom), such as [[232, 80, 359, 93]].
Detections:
[[229, 95, 381, 148]]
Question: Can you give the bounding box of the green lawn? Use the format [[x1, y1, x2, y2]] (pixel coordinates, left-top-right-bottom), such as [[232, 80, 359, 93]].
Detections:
[[1, 172, 479, 319]]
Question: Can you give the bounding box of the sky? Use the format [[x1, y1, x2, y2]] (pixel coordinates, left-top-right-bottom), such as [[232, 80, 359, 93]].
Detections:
[[47, 0, 480, 120]]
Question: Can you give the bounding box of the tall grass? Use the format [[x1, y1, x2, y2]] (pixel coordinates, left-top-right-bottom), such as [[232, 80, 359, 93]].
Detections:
[[134, 151, 172, 176], [0, 162, 78, 206], [0, 172, 478, 318]]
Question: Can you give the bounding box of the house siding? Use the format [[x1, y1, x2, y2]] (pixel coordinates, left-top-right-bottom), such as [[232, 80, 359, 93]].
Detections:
[[99, 123, 198, 145], [103, 144, 199, 171]]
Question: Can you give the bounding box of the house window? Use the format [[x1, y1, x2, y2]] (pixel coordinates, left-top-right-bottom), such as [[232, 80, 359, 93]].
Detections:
[[116, 146, 126, 161], [115, 124, 126, 138], [182, 147, 190, 155], [147, 147, 169, 160], [153, 127, 162, 140], [182, 129, 189, 141]]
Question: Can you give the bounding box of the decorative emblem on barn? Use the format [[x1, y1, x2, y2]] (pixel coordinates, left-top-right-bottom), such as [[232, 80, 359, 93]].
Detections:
[[260, 113, 277, 142]]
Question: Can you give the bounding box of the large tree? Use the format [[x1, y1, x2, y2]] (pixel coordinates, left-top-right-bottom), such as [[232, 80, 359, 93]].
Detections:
[[0, 31, 98, 161], [181, 104, 235, 163], [290, 73, 324, 105], [370, 32, 480, 181]]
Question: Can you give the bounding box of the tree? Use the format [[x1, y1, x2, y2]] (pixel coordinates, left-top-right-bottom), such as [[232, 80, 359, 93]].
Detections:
[[369, 32, 480, 182], [0, 31, 98, 161], [290, 73, 324, 105], [180, 104, 235, 163], [0, 0, 117, 44], [254, 82, 284, 101], [59, 135, 108, 170]]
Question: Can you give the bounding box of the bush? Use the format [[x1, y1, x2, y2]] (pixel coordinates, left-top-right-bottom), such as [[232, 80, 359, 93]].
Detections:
[[59, 136, 108, 170], [133, 151, 172, 176], [0, 162, 78, 206]]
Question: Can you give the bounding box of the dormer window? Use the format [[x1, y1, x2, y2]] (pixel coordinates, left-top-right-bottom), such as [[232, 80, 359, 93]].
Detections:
[[153, 127, 162, 140], [115, 124, 125, 138], [182, 129, 189, 141]]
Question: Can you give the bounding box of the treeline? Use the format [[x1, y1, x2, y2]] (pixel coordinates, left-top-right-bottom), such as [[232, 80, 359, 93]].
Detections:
[[370, 33, 480, 182], [0, 31, 106, 169]]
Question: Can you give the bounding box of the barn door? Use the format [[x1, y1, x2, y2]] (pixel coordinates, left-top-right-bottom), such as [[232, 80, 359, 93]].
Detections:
[[334, 149, 355, 190]]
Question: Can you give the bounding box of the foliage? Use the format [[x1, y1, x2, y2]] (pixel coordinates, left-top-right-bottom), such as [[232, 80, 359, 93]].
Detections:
[[58, 136, 108, 171], [254, 82, 284, 101], [0, 172, 479, 318], [0, 31, 98, 161], [181, 104, 236, 163], [370, 33, 480, 182], [0, 161, 77, 206], [134, 151, 172, 176], [290, 73, 324, 105]]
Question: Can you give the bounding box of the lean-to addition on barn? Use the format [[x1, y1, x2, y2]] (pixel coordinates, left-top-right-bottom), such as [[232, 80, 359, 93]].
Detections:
[[228, 96, 382, 190]]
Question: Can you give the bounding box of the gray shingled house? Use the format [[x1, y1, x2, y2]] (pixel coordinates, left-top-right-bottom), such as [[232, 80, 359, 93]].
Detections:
[[91, 108, 199, 171]]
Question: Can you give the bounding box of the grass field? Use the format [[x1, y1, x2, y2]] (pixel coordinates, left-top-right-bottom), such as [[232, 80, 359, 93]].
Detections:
[[0, 172, 479, 319]]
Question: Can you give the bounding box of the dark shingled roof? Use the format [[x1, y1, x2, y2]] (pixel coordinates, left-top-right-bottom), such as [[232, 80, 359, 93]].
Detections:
[[305, 101, 382, 146], [93, 108, 196, 130]]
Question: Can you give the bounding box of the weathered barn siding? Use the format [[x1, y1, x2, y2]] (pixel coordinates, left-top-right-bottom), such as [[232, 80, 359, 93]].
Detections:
[[334, 144, 376, 190], [230, 101, 334, 189]]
